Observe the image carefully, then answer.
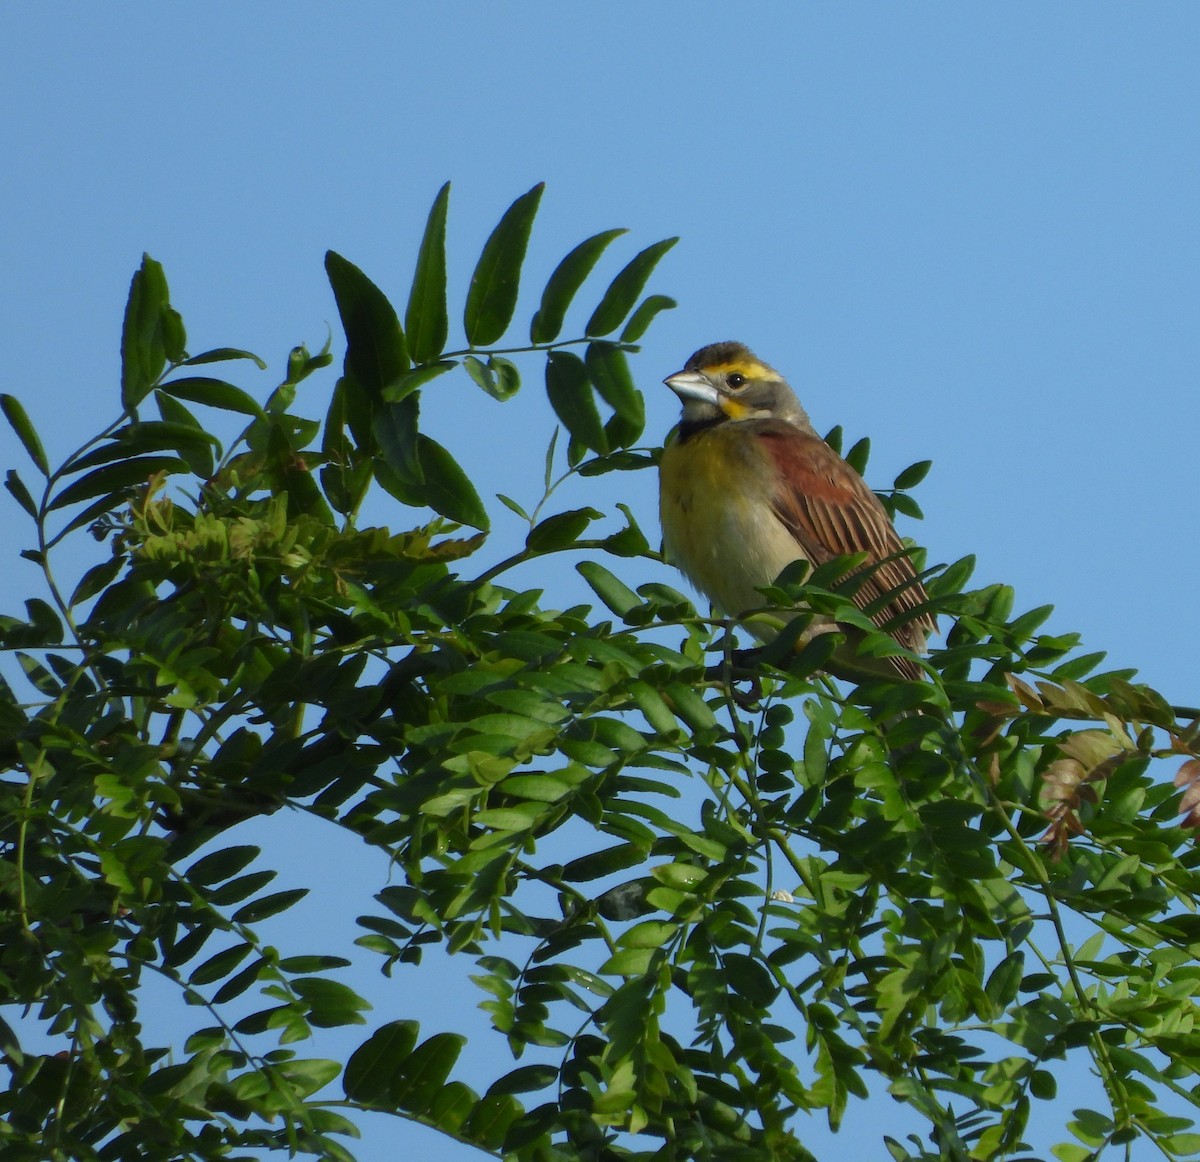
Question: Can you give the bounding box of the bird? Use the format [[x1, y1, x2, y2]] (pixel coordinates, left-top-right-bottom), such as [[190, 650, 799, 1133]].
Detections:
[[658, 341, 935, 682]]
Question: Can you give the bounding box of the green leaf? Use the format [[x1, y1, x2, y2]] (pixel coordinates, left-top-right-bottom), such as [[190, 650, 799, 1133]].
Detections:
[[211, 957, 267, 1005], [486, 1064, 558, 1096], [530, 228, 627, 344], [406, 182, 451, 364], [47, 456, 189, 511], [496, 493, 529, 520], [464, 183, 544, 346], [344, 1020, 420, 1104], [526, 507, 601, 553], [486, 355, 521, 401], [152, 394, 216, 477], [461, 1094, 520, 1151], [890, 492, 924, 520], [577, 560, 638, 617], [389, 1032, 466, 1112], [1, 395, 49, 475], [121, 254, 184, 410], [293, 976, 371, 1027], [585, 342, 643, 431], [382, 360, 457, 404], [190, 942, 253, 986], [462, 354, 493, 395], [585, 237, 678, 337], [562, 843, 648, 882], [181, 346, 267, 369], [893, 459, 932, 489], [5, 470, 37, 518], [188, 845, 260, 885], [415, 435, 489, 531], [160, 376, 265, 418], [845, 436, 871, 475], [233, 888, 310, 925], [620, 293, 677, 342], [985, 952, 1024, 1008], [326, 250, 410, 401], [373, 397, 422, 486], [545, 351, 607, 454], [70, 556, 126, 608]]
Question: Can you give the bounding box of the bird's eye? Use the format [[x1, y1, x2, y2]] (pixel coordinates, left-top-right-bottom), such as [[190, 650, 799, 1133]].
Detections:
[[726, 373, 746, 389]]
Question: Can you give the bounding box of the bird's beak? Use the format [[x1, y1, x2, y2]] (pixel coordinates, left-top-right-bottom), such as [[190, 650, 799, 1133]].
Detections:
[[663, 369, 721, 406]]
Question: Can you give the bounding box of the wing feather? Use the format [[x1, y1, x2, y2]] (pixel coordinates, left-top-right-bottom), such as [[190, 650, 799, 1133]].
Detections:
[[758, 424, 936, 667]]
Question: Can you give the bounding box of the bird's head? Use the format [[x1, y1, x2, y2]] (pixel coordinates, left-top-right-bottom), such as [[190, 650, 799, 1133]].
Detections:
[[664, 341, 812, 430]]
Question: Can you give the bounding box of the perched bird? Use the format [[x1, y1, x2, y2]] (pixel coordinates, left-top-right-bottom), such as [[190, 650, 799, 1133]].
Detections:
[[658, 341, 934, 681]]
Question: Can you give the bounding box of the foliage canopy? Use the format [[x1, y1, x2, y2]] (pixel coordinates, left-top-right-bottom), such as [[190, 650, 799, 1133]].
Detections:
[[3, 184, 1200, 1161]]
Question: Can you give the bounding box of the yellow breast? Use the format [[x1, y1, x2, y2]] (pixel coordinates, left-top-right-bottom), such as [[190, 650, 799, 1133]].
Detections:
[[658, 424, 805, 621]]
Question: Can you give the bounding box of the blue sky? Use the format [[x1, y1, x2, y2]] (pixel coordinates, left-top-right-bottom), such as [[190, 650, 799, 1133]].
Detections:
[[3, 5, 1200, 1159]]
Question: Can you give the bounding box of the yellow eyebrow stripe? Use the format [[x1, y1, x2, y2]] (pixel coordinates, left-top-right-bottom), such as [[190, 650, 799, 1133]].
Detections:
[[706, 358, 772, 378]]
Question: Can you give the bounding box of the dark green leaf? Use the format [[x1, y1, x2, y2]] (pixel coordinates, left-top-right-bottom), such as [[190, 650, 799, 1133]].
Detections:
[[50, 493, 126, 541], [5, 470, 37, 518], [562, 842, 648, 882], [181, 346, 267, 369], [929, 554, 976, 598], [585, 343, 643, 432], [293, 976, 370, 1027], [585, 237, 678, 337], [373, 397, 422, 486], [406, 182, 451, 363], [530, 228, 627, 344], [160, 376, 265, 418], [233, 888, 310, 925], [461, 1094, 520, 1151], [190, 942, 253, 986], [986, 952, 1024, 1008], [69, 556, 126, 608], [188, 845, 260, 886], [47, 456, 189, 511], [1, 395, 49, 475], [845, 436, 871, 475], [464, 183, 544, 346], [526, 507, 602, 553], [389, 1032, 466, 1112], [382, 360, 456, 404], [620, 293, 677, 342], [286, 340, 334, 384], [153, 393, 216, 477], [121, 254, 178, 410], [545, 351, 607, 454], [486, 1064, 558, 1096], [893, 459, 932, 489], [577, 450, 656, 477], [71, 422, 221, 472], [211, 957, 267, 1005], [345, 1021, 422, 1103], [577, 560, 638, 617], [326, 250, 410, 401], [415, 435, 490, 531], [889, 492, 924, 520]]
